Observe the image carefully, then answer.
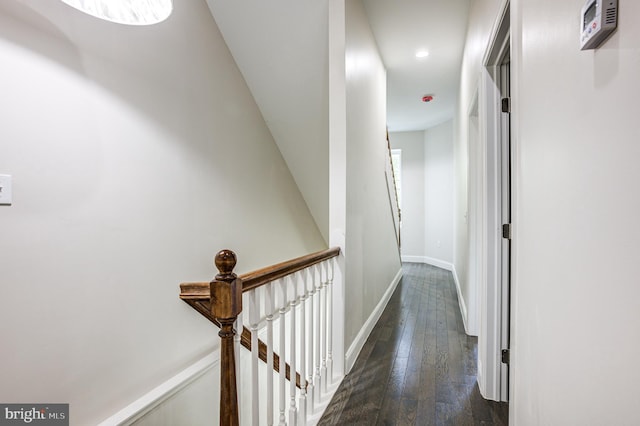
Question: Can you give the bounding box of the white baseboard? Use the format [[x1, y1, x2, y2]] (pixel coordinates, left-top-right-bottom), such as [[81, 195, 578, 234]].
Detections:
[[401, 255, 429, 264], [451, 266, 470, 334], [97, 352, 219, 426], [401, 255, 453, 272], [344, 267, 403, 374], [307, 380, 341, 426]]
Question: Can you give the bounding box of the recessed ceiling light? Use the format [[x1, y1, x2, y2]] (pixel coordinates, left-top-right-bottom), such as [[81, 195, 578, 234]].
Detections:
[[415, 50, 430, 59], [60, 0, 173, 26]]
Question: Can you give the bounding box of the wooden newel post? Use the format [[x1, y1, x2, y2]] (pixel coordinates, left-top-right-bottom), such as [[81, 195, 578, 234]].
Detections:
[[211, 249, 242, 426]]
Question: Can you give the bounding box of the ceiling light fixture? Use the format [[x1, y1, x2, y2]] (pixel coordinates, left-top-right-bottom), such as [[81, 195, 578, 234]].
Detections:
[[415, 50, 430, 59], [60, 0, 173, 26]]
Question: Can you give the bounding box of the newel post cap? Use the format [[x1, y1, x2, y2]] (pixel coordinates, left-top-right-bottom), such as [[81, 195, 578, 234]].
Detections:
[[211, 249, 242, 319], [215, 249, 237, 280]]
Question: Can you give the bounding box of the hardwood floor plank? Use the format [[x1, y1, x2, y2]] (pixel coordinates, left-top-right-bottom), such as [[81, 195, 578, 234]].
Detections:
[[318, 263, 508, 426]]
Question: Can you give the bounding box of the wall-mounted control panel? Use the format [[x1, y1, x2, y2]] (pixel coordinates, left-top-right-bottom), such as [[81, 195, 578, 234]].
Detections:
[[0, 175, 12, 205], [581, 0, 618, 50]]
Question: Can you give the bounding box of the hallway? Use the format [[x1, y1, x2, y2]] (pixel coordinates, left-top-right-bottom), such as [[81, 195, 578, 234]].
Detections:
[[319, 263, 508, 425]]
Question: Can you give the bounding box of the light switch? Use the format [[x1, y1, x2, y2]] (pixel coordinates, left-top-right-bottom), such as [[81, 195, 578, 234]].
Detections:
[[0, 174, 12, 205]]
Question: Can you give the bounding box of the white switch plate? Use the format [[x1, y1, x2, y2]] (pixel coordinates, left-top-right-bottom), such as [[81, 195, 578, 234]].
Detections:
[[0, 174, 12, 205]]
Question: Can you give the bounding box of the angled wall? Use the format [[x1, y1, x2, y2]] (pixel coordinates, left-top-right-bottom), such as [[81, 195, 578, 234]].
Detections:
[[206, 0, 331, 244]]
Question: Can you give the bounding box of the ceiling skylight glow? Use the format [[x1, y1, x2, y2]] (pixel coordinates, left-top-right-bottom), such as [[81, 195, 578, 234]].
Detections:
[[60, 0, 173, 26], [415, 50, 430, 59]]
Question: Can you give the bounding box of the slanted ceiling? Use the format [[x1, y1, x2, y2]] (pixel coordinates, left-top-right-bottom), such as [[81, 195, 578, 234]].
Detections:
[[206, 0, 330, 244]]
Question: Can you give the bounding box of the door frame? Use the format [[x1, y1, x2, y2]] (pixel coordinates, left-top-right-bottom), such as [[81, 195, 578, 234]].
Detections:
[[477, 0, 510, 402]]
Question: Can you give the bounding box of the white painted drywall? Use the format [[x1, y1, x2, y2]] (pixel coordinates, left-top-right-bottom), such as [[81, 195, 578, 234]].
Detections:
[[424, 121, 455, 264], [388, 131, 425, 260], [344, 0, 402, 353], [129, 366, 218, 426], [459, 0, 640, 423], [510, 0, 640, 423], [0, 2, 325, 424]]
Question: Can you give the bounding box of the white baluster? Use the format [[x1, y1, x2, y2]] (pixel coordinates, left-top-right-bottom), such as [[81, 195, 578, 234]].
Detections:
[[327, 258, 335, 384], [234, 311, 243, 425], [297, 271, 308, 425], [320, 262, 328, 396], [314, 264, 322, 407], [249, 290, 260, 426], [278, 279, 287, 426], [288, 274, 298, 426], [265, 282, 275, 426], [307, 266, 316, 414]]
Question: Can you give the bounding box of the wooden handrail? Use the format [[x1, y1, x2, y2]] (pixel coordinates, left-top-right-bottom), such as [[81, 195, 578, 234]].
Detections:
[[386, 132, 402, 248], [180, 247, 340, 298], [241, 246, 340, 292]]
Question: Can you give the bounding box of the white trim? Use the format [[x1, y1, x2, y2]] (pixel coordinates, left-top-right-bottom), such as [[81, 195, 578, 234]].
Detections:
[[307, 380, 341, 426], [344, 267, 403, 373], [482, 0, 511, 66], [97, 352, 219, 426], [478, 0, 511, 403], [401, 255, 454, 272], [466, 79, 482, 340], [424, 256, 454, 271], [401, 255, 428, 264], [451, 265, 470, 335], [477, 65, 503, 402]]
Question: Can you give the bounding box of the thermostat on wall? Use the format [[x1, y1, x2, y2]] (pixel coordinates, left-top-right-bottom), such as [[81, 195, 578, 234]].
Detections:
[[580, 0, 618, 50]]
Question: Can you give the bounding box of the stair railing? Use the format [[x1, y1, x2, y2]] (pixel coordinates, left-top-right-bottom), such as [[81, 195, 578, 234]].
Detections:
[[385, 135, 401, 248], [180, 247, 340, 426]]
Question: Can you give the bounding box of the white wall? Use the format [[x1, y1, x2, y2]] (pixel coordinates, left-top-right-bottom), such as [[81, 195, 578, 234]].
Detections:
[[510, 0, 640, 423], [424, 121, 454, 264], [389, 131, 425, 260], [0, 2, 325, 424], [344, 0, 402, 362]]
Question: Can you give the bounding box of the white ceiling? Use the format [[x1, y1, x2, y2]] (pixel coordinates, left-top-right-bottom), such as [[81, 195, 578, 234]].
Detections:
[[363, 0, 471, 132]]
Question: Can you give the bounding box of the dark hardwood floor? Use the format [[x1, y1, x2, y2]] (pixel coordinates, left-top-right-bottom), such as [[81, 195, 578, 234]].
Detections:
[[318, 263, 508, 426]]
